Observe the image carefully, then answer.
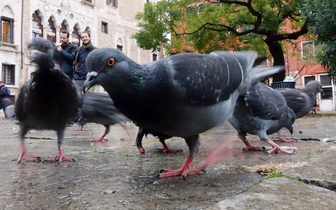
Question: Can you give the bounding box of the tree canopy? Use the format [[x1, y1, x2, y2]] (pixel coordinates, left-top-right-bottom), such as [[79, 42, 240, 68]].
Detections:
[[302, 0, 336, 78], [133, 0, 310, 81]]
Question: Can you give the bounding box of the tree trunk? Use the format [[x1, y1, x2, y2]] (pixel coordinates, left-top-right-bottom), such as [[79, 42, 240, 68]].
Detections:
[[265, 39, 286, 82]]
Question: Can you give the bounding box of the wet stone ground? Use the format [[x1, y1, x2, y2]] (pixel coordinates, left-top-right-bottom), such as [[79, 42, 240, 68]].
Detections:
[[0, 113, 335, 209]]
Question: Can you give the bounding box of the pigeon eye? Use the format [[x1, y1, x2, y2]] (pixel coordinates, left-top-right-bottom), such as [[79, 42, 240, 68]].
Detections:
[[107, 58, 115, 66]]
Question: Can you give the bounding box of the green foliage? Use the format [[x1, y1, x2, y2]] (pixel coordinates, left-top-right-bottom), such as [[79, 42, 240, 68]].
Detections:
[[302, 0, 336, 78], [307, 148, 324, 159], [267, 171, 283, 178], [133, 0, 308, 61]]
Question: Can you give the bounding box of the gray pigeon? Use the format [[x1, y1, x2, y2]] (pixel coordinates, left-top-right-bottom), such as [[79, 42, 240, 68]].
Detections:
[[74, 91, 131, 142], [228, 83, 296, 154], [276, 81, 323, 118], [15, 37, 82, 163], [82, 48, 284, 178]]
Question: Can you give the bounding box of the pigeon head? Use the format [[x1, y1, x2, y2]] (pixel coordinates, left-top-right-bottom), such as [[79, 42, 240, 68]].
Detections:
[[305, 80, 323, 95], [28, 37, 55, 69], [83, 48, 138, 93], [28, 37, 54, 56]]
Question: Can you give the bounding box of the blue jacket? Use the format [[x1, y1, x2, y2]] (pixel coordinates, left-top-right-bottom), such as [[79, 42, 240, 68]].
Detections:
[[0, 84, 10, 110], [58, 43, 77, 79], [74, 45, 96, 80]]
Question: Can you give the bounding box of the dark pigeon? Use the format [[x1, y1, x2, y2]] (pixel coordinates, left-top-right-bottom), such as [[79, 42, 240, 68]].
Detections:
[[15, 37, 82, 163], [74, 91, 131, 142], [135, 126, 182, 154], [228, 83, 296, 154], [276, 81, 323, 118], [82, 48, 284, 178]]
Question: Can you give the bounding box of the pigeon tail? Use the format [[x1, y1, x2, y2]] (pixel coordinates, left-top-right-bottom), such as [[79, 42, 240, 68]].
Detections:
[[239, 66, 285, 95]]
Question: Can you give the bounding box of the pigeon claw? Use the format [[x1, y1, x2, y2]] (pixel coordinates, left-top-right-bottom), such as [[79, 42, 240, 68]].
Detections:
[[242, 146, 266, 152], [36, 157, 42, 163], [139, 147, 145, 154]]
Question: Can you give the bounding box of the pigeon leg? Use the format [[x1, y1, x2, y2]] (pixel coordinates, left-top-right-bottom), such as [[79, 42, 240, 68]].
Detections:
[[45, 147, 75, 163], [45, 129, 75, 163], [90, 125, 109, 142], [263, 138, 295, 155], [17, 127, 41, 163], [276, 132, 296, 143], [157, 135, 202, 179], [135, 127, 146, 154], [18, 142, 41, 163], [158, 138, 183, 153], [120, 123, 131, 139], [238, 133, 265, 151], [74, 124, 83, 131]]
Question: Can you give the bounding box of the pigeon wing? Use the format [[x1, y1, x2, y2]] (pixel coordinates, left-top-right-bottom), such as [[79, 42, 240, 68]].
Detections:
[[245, 83, 287, 120], [169, 52, 256, 105]]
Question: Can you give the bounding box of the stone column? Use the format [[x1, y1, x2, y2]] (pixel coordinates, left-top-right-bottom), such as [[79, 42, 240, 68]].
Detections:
[[42, 25, 48, 39], [55, 26, 61, 43]]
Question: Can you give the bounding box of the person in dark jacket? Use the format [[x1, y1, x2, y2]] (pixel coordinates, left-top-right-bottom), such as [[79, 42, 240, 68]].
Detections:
[[0, 81, 11, 117], [73, 31, 97, 88], [55, 30, 77, 80]]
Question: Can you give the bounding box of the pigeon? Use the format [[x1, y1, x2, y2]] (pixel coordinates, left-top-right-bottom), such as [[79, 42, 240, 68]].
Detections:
[[15, 37, 82, 163], [276, 81, 323, 118], [135, 126, 182, 154], [82, 48, 284, 178], [73, 91, 131, 142], [228, 82, 296, 154]]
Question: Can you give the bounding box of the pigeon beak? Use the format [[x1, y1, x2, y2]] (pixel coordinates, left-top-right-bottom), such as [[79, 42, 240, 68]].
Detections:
[[83, 71, 98, 93], [28, 50, 40, 63]]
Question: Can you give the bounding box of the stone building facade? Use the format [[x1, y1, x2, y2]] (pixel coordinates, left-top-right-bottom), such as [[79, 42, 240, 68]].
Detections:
[[0, 0, 160, 100]]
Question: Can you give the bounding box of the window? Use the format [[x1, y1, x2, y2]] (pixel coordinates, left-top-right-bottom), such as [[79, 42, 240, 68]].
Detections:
[[1, 17, 14, 43], [106, 0, 118, 8], [72, 25, 80, 47], [2, 64, 15, 85], [320, 74, 332, 86], [101, 22, 108, 33], [319, 74, 332, 100], [152, 53, 157, 61], [117, 45, 123, 51], [321, 87, 332, 99], [32, 11, 43, 38], [301, 41, 315, 61], [304, 76, 315, 85], [47, 17, 56, 42]]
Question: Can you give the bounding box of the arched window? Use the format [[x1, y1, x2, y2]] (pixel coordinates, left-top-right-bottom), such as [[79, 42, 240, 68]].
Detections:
[[32, 11, 43, 38], [1, 6, 14, 43], [47, 17, 56, 42], [117, 38, 123, 51], [72, 24, 80, 47], [61, 20, 68, 31]]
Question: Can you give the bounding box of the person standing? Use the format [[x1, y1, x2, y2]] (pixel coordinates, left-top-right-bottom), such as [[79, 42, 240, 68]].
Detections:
[[263, 78, 271, 86], [73, 31, 97, 88], [55, 30, 77, 80], [0, 81, 11, 117]]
